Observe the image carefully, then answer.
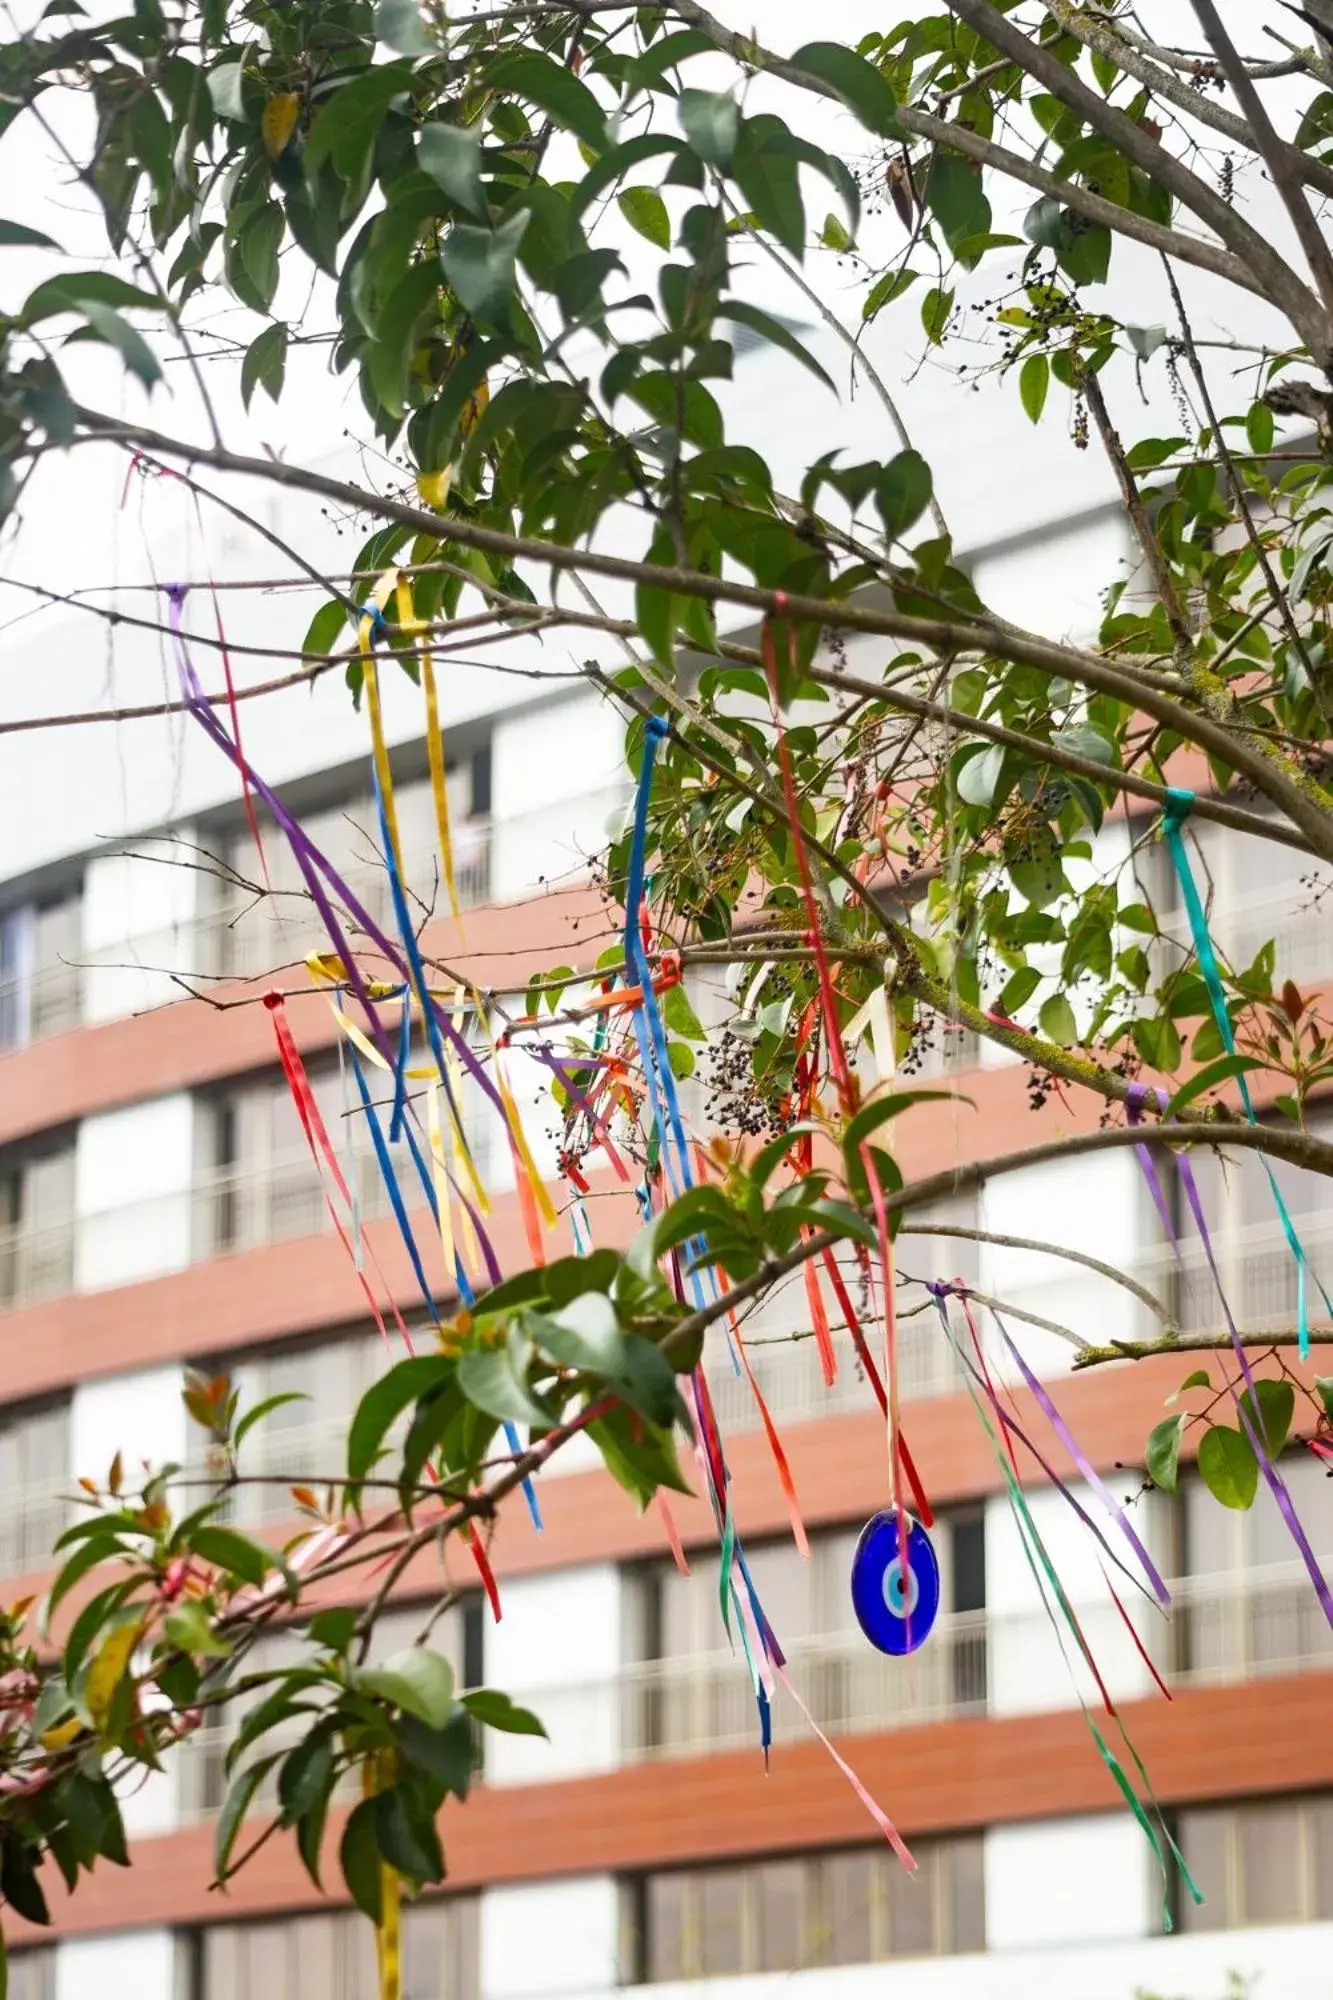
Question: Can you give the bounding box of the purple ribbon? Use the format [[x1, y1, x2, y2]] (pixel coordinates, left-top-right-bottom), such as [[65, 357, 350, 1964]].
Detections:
[[929, 1285, 1156, 1604], [997, 1318, 1170, 1608], [1124, 1083, 1333, 1628]]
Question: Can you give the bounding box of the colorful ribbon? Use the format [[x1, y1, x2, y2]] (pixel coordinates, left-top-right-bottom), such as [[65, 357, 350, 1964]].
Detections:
[[1162, 788, 1330, 1356]]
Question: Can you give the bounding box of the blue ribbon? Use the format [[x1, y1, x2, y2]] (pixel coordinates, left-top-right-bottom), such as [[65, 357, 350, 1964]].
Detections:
[[1163, 789, 1329, 1356], [348, 1042, 440, 1323]]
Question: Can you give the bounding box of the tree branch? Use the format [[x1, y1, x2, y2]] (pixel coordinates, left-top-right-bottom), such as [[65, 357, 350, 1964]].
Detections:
[[1190, 0, 1333, 315], [68, 407, 1333, 865]]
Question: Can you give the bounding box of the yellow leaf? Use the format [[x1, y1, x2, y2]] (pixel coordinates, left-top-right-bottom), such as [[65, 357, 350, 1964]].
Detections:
[[460, 376, 489, 439], [108, 1451, 122, 1497], [39, 1717, 82, 1752], [85, 1620, 142, 1732], [262, 92, 301, 162], [416, 467, 453, 509]]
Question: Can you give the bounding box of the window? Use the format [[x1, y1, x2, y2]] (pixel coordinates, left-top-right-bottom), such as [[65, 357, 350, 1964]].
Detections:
[[0, 1396, 69, 1573], [1178, 1458, 1333, 1679], [207, 759, 491, 983], [622, 1838, 985, 1982], [9, 1948, 55, 2000], [198, 1899, 479, 2000], [199, 1042, 500, 1263], [625, 1518, 986, 1755], [185, 1330, 401, 1526], [1178, 1794, 1333, 1932], [0, 1138, 76, 1306]]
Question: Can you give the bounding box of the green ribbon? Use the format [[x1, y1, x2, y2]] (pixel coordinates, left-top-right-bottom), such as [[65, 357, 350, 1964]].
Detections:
[[1163, 788, 1324, 1359], [937, 1303, 1202, 1927]]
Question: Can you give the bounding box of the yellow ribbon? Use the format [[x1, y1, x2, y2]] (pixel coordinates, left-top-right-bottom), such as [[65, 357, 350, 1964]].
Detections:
[[358, 569, 406, 885], [394, 573, 462, 927], [473, 992, 558, 1231], [362, 1755, 401, 2000]]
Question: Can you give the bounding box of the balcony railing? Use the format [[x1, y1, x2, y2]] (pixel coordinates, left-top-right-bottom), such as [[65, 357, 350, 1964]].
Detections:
[[169, 1565, 1333, 1821], [0, 1473, 69, 1577]]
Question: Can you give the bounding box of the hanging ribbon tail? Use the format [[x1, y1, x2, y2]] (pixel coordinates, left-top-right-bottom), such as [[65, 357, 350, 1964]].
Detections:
[[465, 1522, 502, 1621], [998, 1318, 1170, 1609], [803, 1251, 837, 1386], [774, 1663, 916, 1872], [1162, 787, 1326, 1358], [656, 1492, 690, 1575], [503, 1420, 543, 1533]]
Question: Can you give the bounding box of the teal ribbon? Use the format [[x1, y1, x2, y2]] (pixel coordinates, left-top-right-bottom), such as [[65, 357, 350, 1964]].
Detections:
[[1163, 788, 1326, 1358]]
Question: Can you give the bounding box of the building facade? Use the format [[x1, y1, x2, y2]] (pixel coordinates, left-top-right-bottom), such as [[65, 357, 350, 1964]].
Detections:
[[0, 506, 1331, 2000]]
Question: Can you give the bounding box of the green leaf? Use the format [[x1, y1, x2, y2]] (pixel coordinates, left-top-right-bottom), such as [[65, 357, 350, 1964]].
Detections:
[[348, 1356, 453, 1483], [307, 1607, 359, 1652], [233, 1388, 307, 1450], [1145, 1414, 1185, 1493], [925, 154, 990, 262], [302, 599, 348, 665], [732, 121, 805, 258], [395, 1708, 477, 1797], [876, 448, 933, 540], [358, 1647, 455, 1729], [1039, 992, 1078, 1046], [956, 743, 1004, 807], [418, 123, 485, 219], [1197, 1424, 1259, 1510], [377, 0, 433, 55], [163, 1601, 231, 1660], [306, 61, 414, 178], [215, 1756, 281, 1883], [528, 1294, 624, 1376], [716, 302, 834, 391], [190, 1525, 276, 1589], [440, 211, 529, 330], [678, 88, 739, 168], [821, 212, 852, 251], [278, 1729, 336, 1825], [375, 1782, 444, 1883], [0, 1837, 47, 1929], [46, 1535, 126, 1623], [0, 220, 61, 250], [240, 322, 287, 411], [208, 59, 246, 121], [618, 184, 671, 250], [790, 41, 903, 136], [461, 1689, 547, 1736], [73, 300, 161, 388], [921, 284, 953, 344], [1238, 1378, 1294, 1461], [586, 1403, 692, 1508], [488, 50, 608, 153], [340, 1798, 384, 1924], [999, 966, 1042, 1017], [1020, 353, 1049, 424], [1315, 1377, 1333, 1422], [1164, 1053, 1265, 1120], [1246, 402, 1275, 456], [22, 270, 160, 324], [457, 1344, 554, 1427], [1178, 1369, 1212, 1392]]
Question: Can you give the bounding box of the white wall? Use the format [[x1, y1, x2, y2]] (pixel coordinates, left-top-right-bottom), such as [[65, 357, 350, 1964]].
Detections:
[[68, 1365, 191, 1836], [985, 1814, 1150, 1949], [984, 1484, 1169, 1716], [551, 1921, 1333, 2000], [481, 1876, 620, 1999], [484, 1564, 623, 1783], [55, 1928, 181, 2000], [980, 1151, 1148, 1375], [81, 836, 200, 1022], [73, 1093, 195, 1291], [69, 1364, 189, 1490], [490, 694, 629, 901]]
